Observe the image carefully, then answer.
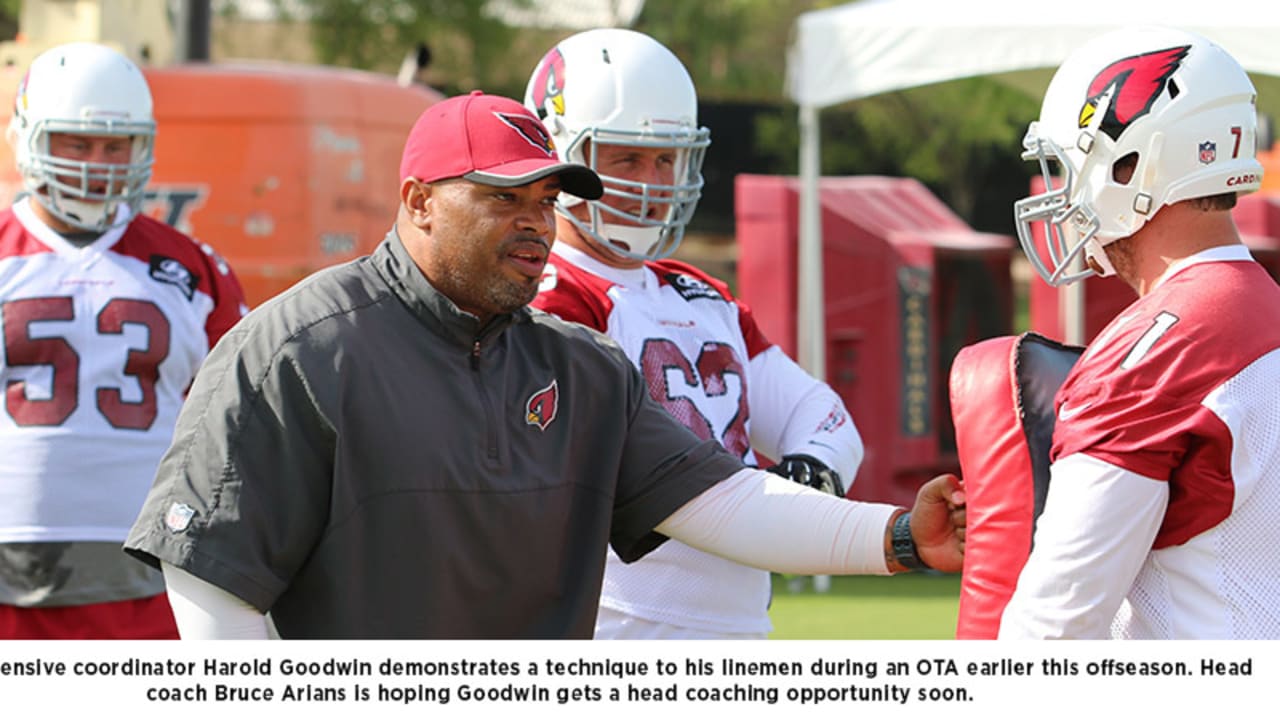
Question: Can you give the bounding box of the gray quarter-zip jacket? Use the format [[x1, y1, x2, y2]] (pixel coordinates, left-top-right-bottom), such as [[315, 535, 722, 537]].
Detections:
[[125, 229, 740, 638]]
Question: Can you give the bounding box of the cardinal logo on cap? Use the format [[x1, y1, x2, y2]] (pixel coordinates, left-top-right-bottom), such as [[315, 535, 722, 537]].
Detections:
[[495, 111, 557, 157]]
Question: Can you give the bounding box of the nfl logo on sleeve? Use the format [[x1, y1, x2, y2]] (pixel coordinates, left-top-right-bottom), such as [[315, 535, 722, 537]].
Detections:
[[165, 502, 196, 532]]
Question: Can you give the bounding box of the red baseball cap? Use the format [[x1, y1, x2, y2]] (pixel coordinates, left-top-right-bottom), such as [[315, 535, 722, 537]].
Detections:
[[399, 90, 602, 199]]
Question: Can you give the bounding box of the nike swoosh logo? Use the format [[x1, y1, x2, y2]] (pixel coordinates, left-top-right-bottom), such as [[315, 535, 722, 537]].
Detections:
[[1057, 401, 1093, 422]]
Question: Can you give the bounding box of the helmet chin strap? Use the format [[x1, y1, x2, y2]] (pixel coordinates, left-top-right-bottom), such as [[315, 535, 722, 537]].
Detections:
[[556, 198, 678, 262], [1083, 239, 1117, 277], [39, 191, 129, 233], [597, 222, 663, 261], [59, 197, 117, 232]]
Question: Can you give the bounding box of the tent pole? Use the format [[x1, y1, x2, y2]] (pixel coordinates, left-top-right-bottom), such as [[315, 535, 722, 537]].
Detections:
[[1063, 280, 1086, 345], [798, 102, 833, 592], [797, 102, 826, 381]]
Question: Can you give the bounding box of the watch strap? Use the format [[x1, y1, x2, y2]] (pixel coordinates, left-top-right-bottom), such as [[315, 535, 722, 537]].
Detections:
[[892, 512, 930, 572]]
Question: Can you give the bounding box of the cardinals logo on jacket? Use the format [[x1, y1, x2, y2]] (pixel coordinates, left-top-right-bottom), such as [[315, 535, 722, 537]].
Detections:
[[525, 379, 559, 431], [1079, 45, 1190, 140], [495, 111, 557, 156], [531, 47, 567, 119]]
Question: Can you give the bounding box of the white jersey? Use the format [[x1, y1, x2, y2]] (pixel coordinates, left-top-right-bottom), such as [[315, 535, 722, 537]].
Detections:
[[1001, 247, 1280, 639], [533, 244, 862, 636], [0, 198, 246, 545]]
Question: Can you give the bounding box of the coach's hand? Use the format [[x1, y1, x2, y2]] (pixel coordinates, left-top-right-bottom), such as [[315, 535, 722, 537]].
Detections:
[[765, 454, 846, 497], [902, 474, 966, 573]]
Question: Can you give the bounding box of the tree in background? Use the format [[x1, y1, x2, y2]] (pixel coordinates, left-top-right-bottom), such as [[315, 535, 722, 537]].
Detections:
[[255, 0, 539, 94], [632, 0, 799, 102], [240, 0, 1036, 234], [756, 76, 1038, 233], [0, 0, 19, 40]]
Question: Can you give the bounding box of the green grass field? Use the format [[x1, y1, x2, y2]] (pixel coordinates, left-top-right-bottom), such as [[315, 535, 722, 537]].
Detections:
[[767, 573, 961, 639]]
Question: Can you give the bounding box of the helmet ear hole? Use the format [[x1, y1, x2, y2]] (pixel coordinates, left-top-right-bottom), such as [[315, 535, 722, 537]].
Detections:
[[1112, 152, 1139, 185]]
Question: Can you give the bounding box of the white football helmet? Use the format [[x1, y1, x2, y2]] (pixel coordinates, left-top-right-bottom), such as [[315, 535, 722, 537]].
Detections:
[[7, 43, 155, 233], [524, 28, 710, 262], [1014, 27, 1262, 286]]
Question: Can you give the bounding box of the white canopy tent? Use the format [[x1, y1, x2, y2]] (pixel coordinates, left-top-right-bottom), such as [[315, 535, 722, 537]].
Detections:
[[785, 0, 1280, 376]]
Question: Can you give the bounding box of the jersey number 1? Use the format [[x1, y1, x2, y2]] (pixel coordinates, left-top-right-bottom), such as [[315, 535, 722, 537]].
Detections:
[[3, 296, 171, 430], [1120, 311, 1179, 370]]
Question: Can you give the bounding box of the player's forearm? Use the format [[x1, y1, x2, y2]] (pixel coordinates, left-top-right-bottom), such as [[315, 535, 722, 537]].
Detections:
[[656, 468, 899, 575]]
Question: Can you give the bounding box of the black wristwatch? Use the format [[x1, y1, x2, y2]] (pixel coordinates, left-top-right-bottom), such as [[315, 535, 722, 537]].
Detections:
[[891, 512, 930, 572]]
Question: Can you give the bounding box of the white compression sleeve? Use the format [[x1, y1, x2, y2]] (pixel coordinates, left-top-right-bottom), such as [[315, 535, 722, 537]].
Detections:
[[162, 562, 272, 639], [998, 453, 1168, 639], [655, 468, 899, 575]]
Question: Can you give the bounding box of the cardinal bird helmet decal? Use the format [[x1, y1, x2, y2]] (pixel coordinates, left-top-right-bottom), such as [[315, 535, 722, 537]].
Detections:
[[1078, 46, 1189, 139], [1012, 27, 1262, 287], [531, 48, 567, 120]]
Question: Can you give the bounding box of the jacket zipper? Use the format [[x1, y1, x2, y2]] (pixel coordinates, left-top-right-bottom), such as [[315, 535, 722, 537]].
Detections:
[[470, 337, 499, 460]]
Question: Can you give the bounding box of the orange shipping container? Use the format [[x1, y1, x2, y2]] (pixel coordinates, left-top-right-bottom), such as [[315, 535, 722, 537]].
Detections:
[[0, 61, 445, 307]]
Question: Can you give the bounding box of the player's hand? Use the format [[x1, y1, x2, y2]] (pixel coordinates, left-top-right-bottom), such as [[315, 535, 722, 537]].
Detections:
[[908, 473, 966, 573], [765, 454, 846, 497]]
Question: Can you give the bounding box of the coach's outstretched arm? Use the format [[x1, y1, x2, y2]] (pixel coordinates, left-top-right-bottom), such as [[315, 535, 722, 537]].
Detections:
[[657, 470, 965, 575], [160, 472, 964, 639]]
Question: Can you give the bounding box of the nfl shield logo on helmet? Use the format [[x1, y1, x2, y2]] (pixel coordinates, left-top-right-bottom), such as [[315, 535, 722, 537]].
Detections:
[[165, 502, 196, 532], [525, 379, 559, 431], [1199, 141, 1217, 164]]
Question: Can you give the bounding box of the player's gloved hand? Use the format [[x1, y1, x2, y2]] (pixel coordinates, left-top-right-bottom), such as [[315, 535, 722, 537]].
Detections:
[[765, 454, 845, 497]]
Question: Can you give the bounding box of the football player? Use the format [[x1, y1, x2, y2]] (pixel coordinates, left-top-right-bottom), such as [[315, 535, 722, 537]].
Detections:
[[0, 42, 246, 638], [526, 29, 865, 639], [999, 26, 1280, 639]]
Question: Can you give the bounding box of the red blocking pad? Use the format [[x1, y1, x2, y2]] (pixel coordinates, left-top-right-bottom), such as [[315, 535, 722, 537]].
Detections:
[[950, 333, 1081, 638]]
